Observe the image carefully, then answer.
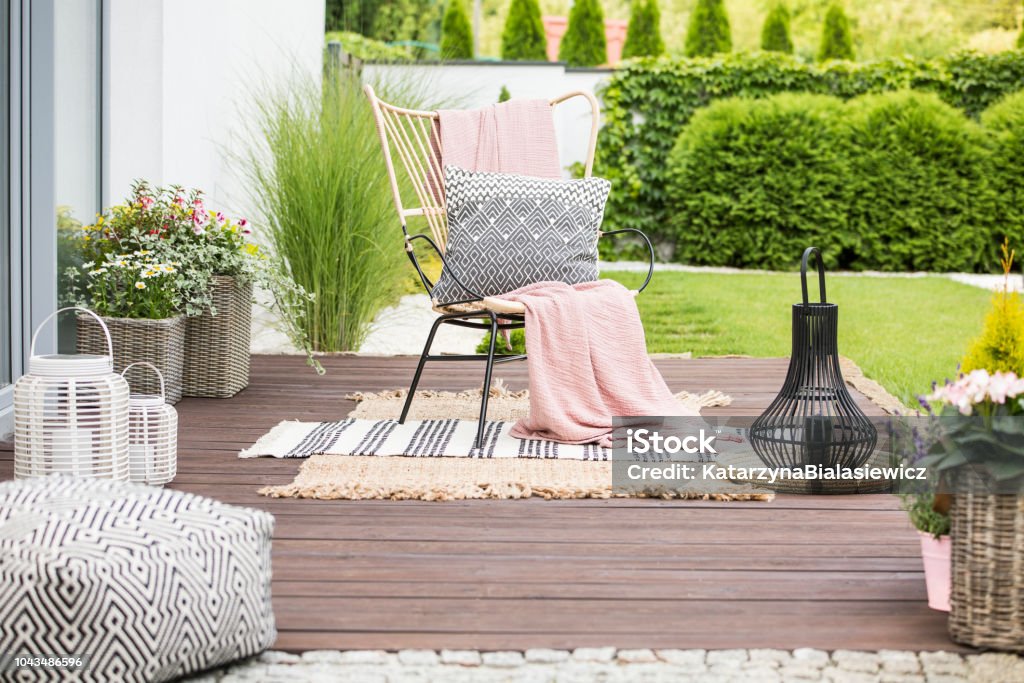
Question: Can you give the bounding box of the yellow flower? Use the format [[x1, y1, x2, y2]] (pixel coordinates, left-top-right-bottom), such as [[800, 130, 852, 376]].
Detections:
[[243, 243, 259, 256], [135, 281, 146, 290], [96, 216, 105, 225]]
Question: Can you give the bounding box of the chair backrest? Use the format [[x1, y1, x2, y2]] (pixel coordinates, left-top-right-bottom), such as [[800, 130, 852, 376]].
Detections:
[[364, 84, 600, 252]]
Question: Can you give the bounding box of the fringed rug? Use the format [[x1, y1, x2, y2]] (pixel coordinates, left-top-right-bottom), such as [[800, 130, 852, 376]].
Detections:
[[251, 385, 773, 501]]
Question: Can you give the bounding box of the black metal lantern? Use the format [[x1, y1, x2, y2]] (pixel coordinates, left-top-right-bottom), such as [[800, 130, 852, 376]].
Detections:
[[749, 247, 877, 479]]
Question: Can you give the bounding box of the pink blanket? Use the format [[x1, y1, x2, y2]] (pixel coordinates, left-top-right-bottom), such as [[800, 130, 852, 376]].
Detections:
[[436, 99, 562, 180], [496, 280, 697, 447]]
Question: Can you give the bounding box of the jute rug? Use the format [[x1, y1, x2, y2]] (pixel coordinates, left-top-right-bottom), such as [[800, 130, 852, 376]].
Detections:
[[255, 384, 774, 501]]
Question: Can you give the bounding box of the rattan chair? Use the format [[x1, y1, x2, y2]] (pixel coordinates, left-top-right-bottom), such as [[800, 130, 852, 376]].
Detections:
[[364, 84, 654, 449]]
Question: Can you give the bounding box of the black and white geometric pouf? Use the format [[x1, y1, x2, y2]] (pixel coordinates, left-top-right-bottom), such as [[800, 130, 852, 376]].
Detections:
[[0, 477, 275, 682]]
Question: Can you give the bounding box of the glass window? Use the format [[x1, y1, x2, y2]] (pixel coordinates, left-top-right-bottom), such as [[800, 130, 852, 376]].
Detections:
[[54, 0, 101, 351], [1, 0, 11, 389]]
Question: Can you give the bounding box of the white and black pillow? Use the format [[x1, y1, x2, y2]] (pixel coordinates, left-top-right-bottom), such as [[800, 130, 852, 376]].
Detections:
[[431, 166, 611, 305]]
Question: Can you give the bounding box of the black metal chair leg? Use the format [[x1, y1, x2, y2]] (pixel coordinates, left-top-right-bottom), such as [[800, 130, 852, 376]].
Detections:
[[475, 313, 499, 451], [399, 313, 449, 423]]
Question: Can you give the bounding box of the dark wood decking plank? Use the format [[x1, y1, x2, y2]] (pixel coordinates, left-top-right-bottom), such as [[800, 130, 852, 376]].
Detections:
[[0, 355, 954, 652]]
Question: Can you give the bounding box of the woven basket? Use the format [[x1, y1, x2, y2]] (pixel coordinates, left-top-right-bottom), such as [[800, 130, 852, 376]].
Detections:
[[948, 469, 1024, 652], [76, 313, 185, 404], [182, 275, 252, 398]]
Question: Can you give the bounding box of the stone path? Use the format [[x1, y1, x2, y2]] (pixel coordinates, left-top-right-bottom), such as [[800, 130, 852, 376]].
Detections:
[[187, 648, 1023, 682]]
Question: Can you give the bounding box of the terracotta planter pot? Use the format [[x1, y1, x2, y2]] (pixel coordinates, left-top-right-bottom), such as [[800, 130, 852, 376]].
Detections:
[[918, 531, 951, 612]]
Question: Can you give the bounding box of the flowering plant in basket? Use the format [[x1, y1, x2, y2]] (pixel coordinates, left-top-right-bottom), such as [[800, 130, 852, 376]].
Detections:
[[65, 181, 318, 368]]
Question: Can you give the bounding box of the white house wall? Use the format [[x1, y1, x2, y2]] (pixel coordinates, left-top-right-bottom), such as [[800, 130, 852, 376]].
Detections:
[[104, 0, 324, 216]]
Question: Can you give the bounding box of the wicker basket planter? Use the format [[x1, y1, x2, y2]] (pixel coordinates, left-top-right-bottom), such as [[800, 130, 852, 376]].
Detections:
[[76, 313, 185, 404], [948, 470, 1024, 652], [183, 275, 252, 398]]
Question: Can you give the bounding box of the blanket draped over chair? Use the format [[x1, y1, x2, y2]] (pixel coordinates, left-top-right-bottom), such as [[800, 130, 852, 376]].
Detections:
[[496, 280, 697, 447], [435, 99, 562, 183]]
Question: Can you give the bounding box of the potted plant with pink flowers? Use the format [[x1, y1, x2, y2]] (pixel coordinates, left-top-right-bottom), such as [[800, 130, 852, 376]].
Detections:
[[917, 368, 1024, 651], [67, 180, 315, 400]]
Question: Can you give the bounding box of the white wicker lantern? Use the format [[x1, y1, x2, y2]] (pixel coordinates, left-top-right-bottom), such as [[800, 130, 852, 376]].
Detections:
[[14, 308, 130, 480], [122, 362, 178, 486]]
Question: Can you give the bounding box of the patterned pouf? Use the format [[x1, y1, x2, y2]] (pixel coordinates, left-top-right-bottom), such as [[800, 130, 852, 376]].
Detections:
[[0, 477, 275, 682]]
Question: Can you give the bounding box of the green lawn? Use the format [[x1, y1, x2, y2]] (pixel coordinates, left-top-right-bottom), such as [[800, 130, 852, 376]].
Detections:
[[605, 270, 992, 407]]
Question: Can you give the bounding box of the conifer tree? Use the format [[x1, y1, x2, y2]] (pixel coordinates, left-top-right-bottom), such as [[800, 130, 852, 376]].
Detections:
[[559, 0, 608, 67], [685, 0, 732, 57], [440, 0, 473, 60], [622, 0, 665, 59], [502, 0, 548, 61], [761, 3, 794, 54], [817, 2, 855, 62]]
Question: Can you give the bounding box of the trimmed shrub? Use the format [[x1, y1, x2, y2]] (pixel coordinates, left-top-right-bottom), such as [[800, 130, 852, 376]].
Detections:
[[845, 91, 995, 272], [498, 85, 511, 102], [761, 3, 794, 54], [981, 91, 1024, 251], [440, 0, 473, 60], [622, 0, 665, 60], [685, 0, 731, 57], [595, 52, 1024, 249], [559, 0, 608, 67], [501, 0, 548, 61], [818, 3, 855, 62], [667, 94, 851, 270]]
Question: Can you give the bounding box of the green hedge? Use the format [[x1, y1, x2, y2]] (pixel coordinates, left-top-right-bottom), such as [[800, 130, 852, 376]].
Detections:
[[982, 91, 1024, 251], [667, 90, 1010, 272], [668, 94, 851, 270], [596, 51, 1024, 253]]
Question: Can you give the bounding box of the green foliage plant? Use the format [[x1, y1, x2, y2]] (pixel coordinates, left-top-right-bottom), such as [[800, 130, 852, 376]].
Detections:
[[962, 240, 1024, 376], [501, 0, 547, 61], [622, 0, 665, 60], [818, 3, 855, 62], [477, 329, 527, 355], [324, 31, 412, 61], [667, 93, 851, 270], [981, 91, 1024, 245], [441, 0, 474, 60], [900, 493, 950, 538], [241, 73, 407, 353], [761, 3, 794, 54], [845, 90, 995, 272], [594, 51, 1024, 255], [498, 85, 511, 102], [559, 0, 608, 67], [685, 0, 732, 57]]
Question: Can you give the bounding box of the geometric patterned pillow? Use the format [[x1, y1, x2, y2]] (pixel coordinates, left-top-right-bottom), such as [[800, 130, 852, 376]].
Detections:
[[0, 476, 275, 682], [430, 166, 611, 305]]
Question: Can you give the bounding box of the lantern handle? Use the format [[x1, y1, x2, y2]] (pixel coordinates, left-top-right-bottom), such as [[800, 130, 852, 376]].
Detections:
[[801, 247, 827, 305], [30, 307, 113, 359], [121, 362, 166, 401]]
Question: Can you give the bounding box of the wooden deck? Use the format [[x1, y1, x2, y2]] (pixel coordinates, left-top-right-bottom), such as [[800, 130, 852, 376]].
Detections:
[[0, 355, 965, 653]]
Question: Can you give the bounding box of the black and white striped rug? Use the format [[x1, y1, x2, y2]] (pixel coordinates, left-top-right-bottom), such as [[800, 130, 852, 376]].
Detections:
[[239, 419, 611, 460]]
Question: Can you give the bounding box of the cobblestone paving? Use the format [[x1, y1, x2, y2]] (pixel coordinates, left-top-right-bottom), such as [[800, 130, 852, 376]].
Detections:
[[187, 648, 1024, 682]]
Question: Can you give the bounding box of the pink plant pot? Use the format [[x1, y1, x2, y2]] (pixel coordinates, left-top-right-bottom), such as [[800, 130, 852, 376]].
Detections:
[[918, 531, 951, 612]]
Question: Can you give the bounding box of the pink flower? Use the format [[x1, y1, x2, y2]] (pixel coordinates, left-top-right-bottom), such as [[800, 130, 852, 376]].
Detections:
[[193, 224, 205, 235], [215, 211, 226, 224], [239, 218, 252, 235], [139, 195, 155, 210], [174, 195, 186, 208], [191, 206, 209, 227]]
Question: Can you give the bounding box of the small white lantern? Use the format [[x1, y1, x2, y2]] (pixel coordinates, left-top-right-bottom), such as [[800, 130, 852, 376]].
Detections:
[[121, 362, 178, 486], [14, 307, 130, 480]]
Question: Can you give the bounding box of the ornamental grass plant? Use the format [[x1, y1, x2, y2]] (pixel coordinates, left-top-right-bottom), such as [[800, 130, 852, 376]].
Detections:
[[242, 72, 409, 353]]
